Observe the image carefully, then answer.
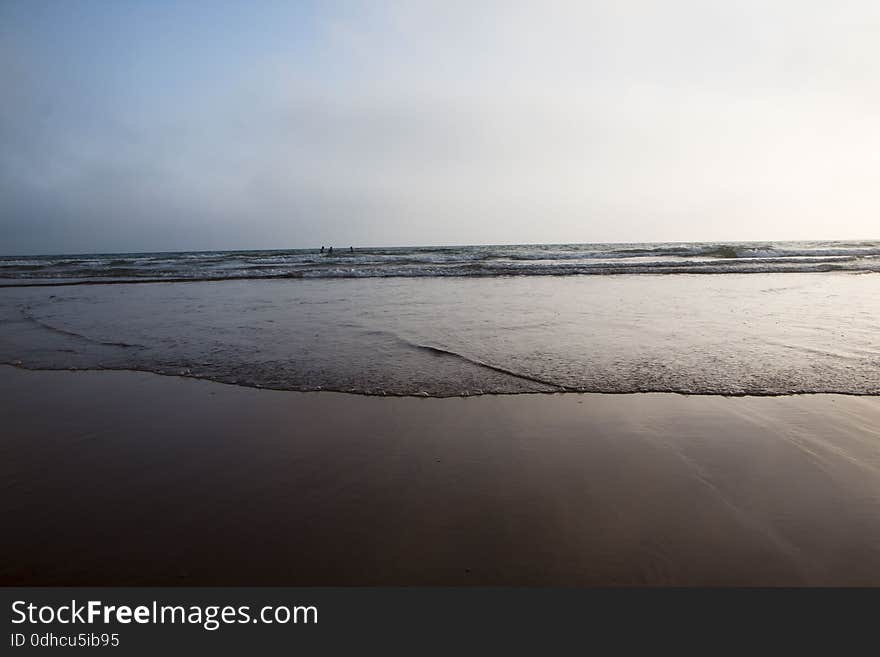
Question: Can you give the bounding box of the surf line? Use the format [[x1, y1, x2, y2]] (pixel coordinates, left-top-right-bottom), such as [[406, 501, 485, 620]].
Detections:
[[19, 306, 146, 349], [410, 342, 568, 391]]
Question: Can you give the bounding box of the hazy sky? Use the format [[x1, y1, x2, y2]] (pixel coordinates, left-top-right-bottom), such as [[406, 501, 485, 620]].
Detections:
[[2, 1, 880, 254]]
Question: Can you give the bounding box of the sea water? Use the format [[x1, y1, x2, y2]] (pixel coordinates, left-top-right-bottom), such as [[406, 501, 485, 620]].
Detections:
[[1, 242, 879, 396]]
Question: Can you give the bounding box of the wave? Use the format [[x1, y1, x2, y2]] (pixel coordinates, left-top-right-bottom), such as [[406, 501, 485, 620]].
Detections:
[[2, 241, 880, 284], [409, 342, 566, 390], [8, 359, 880, 398], [19, 307, 145, 348], [2, 264, 878, 287], [6, 276, 880, 397]]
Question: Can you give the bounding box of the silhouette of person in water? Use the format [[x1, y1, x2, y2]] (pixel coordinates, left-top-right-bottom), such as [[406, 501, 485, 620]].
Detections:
[[320, 246, 325, 253], [328, 246, 333, 255], [350, 246, 354, 253]]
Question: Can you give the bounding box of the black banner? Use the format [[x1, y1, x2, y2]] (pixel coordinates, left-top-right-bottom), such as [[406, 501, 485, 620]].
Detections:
[[2, 587, 876, 654]]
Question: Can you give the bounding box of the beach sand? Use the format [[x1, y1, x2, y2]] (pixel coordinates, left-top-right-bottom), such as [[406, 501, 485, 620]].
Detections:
[[2, 364, 879, 586]]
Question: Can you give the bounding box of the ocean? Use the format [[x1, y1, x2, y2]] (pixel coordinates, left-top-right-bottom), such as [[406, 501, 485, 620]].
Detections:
[[2, 240, 879, 396], [2, 240, 880, 283]]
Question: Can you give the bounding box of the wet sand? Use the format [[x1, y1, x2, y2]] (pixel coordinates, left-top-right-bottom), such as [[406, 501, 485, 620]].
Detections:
[[2, 364, 879, 586]]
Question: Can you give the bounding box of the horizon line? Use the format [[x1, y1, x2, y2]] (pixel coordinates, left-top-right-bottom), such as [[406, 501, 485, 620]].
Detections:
[[3, 236, 880, 259]]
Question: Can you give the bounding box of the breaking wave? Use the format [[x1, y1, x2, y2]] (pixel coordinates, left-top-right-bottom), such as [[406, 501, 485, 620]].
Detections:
[[1, 241, 879, 286]]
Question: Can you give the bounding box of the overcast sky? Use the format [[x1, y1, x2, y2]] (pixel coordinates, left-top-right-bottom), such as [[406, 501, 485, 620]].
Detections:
[[2, 1, 880, 254]]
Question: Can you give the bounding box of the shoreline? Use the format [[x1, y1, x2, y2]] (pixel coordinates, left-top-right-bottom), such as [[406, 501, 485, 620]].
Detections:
[[4, 363, 880, 399], [2, 365, 880, 586], [1, 268, 879, 289]]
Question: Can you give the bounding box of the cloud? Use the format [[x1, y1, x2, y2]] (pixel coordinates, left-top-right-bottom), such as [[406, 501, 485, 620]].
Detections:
[[2, 1, 880, 253]]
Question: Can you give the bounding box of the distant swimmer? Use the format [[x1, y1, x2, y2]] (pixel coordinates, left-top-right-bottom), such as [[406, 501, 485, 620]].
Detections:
[[320, 246, 325, 253], [350, 246, 354, 253], [328, 246, 333, 255]]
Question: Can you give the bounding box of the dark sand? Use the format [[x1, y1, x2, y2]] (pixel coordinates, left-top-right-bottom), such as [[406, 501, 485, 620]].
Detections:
[[2, 365, 879, 586]]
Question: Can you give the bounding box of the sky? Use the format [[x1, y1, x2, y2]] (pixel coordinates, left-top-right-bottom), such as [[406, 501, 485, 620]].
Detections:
[[2, 1, 880, 254]]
